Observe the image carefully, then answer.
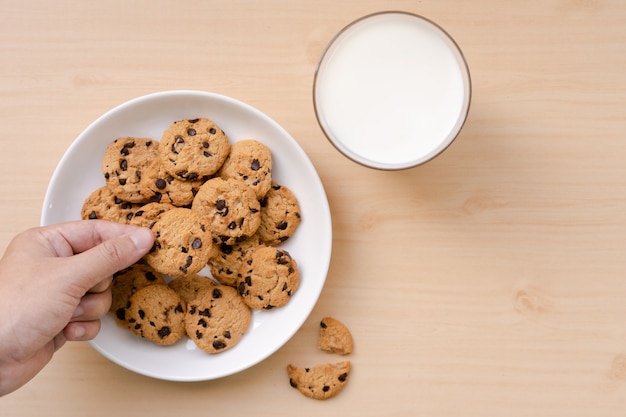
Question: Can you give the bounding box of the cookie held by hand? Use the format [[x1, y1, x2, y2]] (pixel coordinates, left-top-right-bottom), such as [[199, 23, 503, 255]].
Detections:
[[144, 207, 214, 277]]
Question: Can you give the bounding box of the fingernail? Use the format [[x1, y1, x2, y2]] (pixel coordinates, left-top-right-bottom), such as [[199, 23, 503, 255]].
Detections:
[[73, 324, 86, 339], [128, 228, 154, 252]]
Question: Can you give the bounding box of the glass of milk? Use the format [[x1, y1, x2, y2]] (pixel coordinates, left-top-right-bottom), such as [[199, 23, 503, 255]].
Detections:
[[313, 11, 471, 170]]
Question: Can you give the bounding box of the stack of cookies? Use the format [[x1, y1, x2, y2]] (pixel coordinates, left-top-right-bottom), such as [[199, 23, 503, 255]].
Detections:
[[81, 117, 302, 353]]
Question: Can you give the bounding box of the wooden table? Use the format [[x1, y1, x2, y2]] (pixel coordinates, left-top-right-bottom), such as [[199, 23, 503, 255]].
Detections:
[[2, 1, 626, 415]]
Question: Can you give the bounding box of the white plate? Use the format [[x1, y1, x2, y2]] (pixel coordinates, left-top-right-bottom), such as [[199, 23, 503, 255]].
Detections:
[[40, 90, 332, 381]]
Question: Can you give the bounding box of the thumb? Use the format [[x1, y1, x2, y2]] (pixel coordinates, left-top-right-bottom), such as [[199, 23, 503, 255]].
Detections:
[[66, 227, 154, 292]]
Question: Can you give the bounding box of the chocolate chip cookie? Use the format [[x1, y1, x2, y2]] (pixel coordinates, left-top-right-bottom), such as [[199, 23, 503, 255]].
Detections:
[[144, 207, 214, 277], [287, 361, 351, 400], [168, 273, 216, 304], [126, 284, 186, 346], [185, 285, 251, 354], [102, 136, 157, 203], [236, 246, 300, 310], [81, 185, 140, 224], [191, 177, 261, 245], [158, 117, 230, 181], [207, 233, 265, 287], [219, 139, 273, 199], [129, 201, 174, 229], [110, 260, 166, 327], [257, 182, 302, 245], [140, 159, 205, 206]]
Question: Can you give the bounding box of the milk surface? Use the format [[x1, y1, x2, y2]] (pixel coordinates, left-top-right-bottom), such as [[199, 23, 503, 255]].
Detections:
[[315, 14, 468, 167]]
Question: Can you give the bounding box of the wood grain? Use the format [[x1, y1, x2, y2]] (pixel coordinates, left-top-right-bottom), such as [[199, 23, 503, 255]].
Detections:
[[1, 0, 625, 415]]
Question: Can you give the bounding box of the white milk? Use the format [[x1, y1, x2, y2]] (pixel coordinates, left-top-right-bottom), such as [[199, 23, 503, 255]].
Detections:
[[314, 13, 470, 169]]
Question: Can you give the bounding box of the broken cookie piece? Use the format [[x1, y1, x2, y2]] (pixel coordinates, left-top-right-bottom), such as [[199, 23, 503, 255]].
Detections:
[[287, 361, 350, 400], [319, 317, 353, 355]]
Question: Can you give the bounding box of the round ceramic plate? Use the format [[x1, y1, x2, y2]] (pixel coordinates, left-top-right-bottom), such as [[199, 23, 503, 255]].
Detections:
[[40, 90, 332, 381]]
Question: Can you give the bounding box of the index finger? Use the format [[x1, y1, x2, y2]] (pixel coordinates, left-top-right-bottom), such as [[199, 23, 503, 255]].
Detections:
[[38, 220, 150, 257]]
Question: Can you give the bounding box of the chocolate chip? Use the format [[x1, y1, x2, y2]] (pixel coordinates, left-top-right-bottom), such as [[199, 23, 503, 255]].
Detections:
[[88, 211, 98, 220], [212, 288, 222, 299], [323, 386, 330, 392], [212, 340, 226, 350], [224, 331, 231, 339], [175, 303, 184, 314], [196, 330, 203, 339], [250, 159, 260, 171], [209, 127, 217, 134], [202, 141, 209, 148], [120, 159, 128, 171], [199, 308, 211, 317], [138, 309, 145, 319], [219, 244, 233, 255], [188, 118, 199, 123], [320, 320, 327, 329], [276, 222, 288, 230], [119, 178, 127, 186], [120, 142, 135, 156], [198, 318, 207, 328], [155, 178, 166, 189], [338, 373, 348, 382], [192, 238, 202, 249], [289, 379, 298, 388], [115, 308, 126, 321], [228, 221, 237, 229], [187, 128, 196, 136]]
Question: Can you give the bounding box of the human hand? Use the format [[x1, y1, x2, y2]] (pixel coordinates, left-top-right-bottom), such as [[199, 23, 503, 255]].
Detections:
[[0, 220, 154, 396]]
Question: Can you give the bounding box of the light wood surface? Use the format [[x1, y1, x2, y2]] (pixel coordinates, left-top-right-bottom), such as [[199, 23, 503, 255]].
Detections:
[[2, 0, 626, 415]]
